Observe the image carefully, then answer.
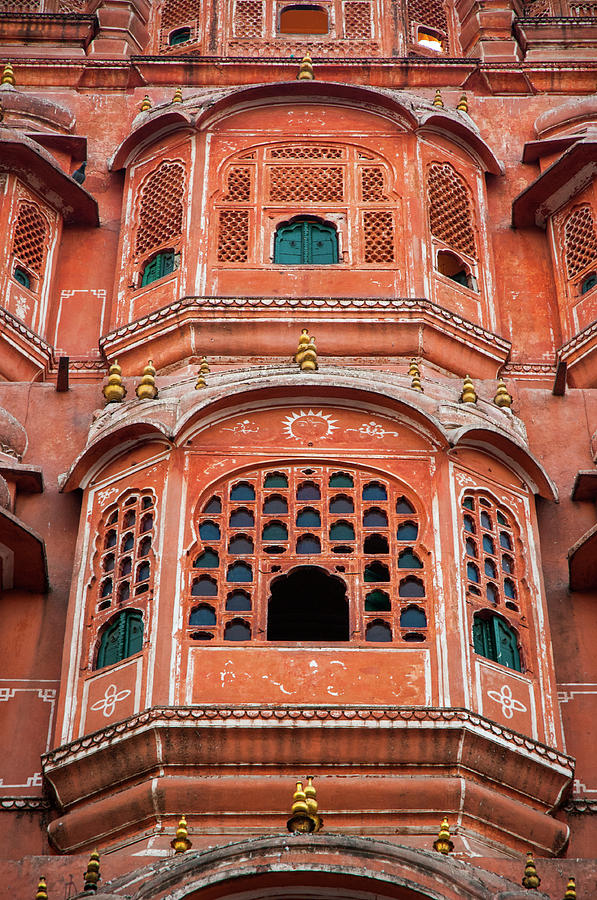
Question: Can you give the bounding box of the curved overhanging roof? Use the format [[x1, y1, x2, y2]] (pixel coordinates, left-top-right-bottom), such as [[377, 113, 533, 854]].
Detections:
[[0, 506, 48, 592], [450, 424, 557, 500], [0, 128, 99, 226], [109, 82, 502, 175], [534, 95, 597, 140], [512, 138, 597, 229]]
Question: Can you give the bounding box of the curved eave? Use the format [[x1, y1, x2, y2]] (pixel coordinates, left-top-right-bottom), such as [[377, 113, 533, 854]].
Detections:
[[568, 523, 597, 592], [0, 506, 48, 592], [109, 110, 194, 171], [417, 112, 504, 175], [61, 421, 174, 492], [534, 95, 597, 140], [450, 425, 558, 500], [512, 139, 597, 229], [0, 130, 98, 225], [174, 374, 452, 450]]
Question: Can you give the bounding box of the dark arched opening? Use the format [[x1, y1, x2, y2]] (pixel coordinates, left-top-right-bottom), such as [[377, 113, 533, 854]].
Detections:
[[267, 566, 349, 640]]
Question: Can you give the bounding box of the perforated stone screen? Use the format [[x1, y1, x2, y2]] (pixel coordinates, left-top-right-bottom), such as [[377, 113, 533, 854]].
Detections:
[[427, 162, 477, 260]]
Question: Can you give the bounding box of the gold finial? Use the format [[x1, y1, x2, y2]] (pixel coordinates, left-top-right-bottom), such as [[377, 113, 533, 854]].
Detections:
[[493, 377, 512, 409], [433, 88, 443, 107], [103, 360, 126, 404], [83, 849, 100, 893], [456, 93, 468, 112], [433, 816, 454, 855], [170, 814, 192, 854], [304, 775, 323, 832], [199, 355, 210, 375], [195, 372, 207, 389], [135, 359, 158, 400], [35, 876, 48, 900], [408, 359, 423, 392], [563, 877, 576, 900], [460, 374, 477, 404], [1, 63, 15, 86], [140, 94, 152, 111], [297, 53, 314, 81], [172, 86, 183, 103], [294, 328, 318, 372], [522, 851, 541, 889], [287, 780, 315, 833]]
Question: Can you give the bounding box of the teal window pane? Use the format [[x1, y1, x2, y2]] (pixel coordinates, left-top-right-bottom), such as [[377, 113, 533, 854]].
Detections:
[[141, 251, 175, 287], [274, 219, 338, 265]]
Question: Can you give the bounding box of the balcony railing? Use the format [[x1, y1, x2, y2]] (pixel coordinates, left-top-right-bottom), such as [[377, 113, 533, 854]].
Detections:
[[524, 0, 597, 15]]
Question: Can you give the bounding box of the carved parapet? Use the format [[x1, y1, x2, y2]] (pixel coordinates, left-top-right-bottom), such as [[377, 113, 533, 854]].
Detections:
[[455, 0, 524, 60]]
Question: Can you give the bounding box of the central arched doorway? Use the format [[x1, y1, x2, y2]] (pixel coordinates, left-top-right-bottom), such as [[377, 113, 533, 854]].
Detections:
[[267, 566, 349, 640]]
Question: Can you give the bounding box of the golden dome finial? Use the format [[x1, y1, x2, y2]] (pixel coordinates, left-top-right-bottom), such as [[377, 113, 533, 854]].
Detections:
[[460, 374, 477, 404], [304, 775, 323, 832], [170, 814, 192, 854], [456, 93, 468, 112], [433, 816, 454, 855], [83, 849, 100, 893], [294, 328, 318, 372], [297, 53, 314, 81], [287, 780, 315, 833], [103, 360, 126, 404], [493, 377, 512, 409], [135, 359, 158, 400], [521, 851, 541, 889], [140, 94, 152, 112], [172, 86, 183, 103], [563, 876, 576, 899], [35, 876, 48, 900], [1, 62, 15, 86], [433, 88, 443, 107], [195, 371, 207, 389], [408, 359, 423, 392], [199, 355, 210, 375]]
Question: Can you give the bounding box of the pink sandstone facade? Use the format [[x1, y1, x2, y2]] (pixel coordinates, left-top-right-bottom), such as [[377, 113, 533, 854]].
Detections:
[[1, 0, 597, 896]]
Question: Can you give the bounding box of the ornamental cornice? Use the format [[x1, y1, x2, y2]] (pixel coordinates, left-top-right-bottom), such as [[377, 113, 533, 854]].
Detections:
[[0, 797, 51, 810], [42, 704, 573, 772], [564, 799, 597, 813]]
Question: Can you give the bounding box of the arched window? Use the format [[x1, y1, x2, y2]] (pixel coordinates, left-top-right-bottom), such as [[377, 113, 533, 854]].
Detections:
[[10, 200, 49, 294], [96, 609, 143, 669], [279, 4, 329, 34], [563, 205, 597, 281], [159, 0, 200, 49], [274, 218, 339, 265], [436, 249, 477, 291], [169, 25, 191, 44], [473, 613, 521, 672], [187, 466, 427, 643], [462, 494, 521, 612], [140, 250, 177, 287], [95, 493, 155, 613], [427, 163, 477, 267], [134, 161, 185, 280]]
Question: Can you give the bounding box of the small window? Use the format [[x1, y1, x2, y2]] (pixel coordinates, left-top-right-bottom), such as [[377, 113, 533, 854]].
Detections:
[[398, 549, 423, 569], [473, 613, 521, 672], [397, 521, 418, 541], [136, 561, 150, 583], [139, 536, 151, 556], [297, 481, 321, 501], [204, 496, 222, 514], [486, 583, 498, 605], [364, 561, 390, 582], [224, 619, 251, 641], [274, 218, 338, 265], [227, 562, 253, 582], [13, 267, 31, 289], [484, 559, 497, 579], [103, 554, 115, 573], [96, 609, 143, 669], [330, 521, 355, 541], [330, 495, 354, 514], [105, 530, 117, 549], [140, 251, 176, 287], [263, 495, 288, 514], [437, 250, 473, 288], [502, 554, 513, 574], [169, 25, 191, 45], [366, 620, 392, 642], [123, 510, 135, 528], [363, 533, 389, 554], [122, 533, 134, 552], [297, 534, 321, 554], [199, 521, 221, 541], [230, 508, 255, 527], [400, 605, 427, 627], [329, 472, 354, 487], [581, 273, 597, 294], [296, 507, 321, 527], [396, 497, 415, 514], [226, 590, 252, 611], [399, 576, 425, 598], [504, 578, 516, 599], [262, 521, 289, 540], [192, 576, 217, 596], [463, 515, 475, 534], [140, 513, 153, 533], [279, 3, 329, 34], [231, 482, 256, 501], [194, 549, 219, 568], [465, 538, 477, 557], [482, 535, 494, 554], [467, 562, 480, 583], [480, 511, 492, 530], [363, 482, 387, 501], [365, 589, 390, 611], [499, 531, 513, 550], [100, 577, 113, 598], [497, 511, 507, 525], [228, 535, 254, 555], [264, 472, 288, 488], [417, 26, 444, 51], [363, 508, 388, 528], [463, 497, 475, 510], [189, 604, 216, 626]]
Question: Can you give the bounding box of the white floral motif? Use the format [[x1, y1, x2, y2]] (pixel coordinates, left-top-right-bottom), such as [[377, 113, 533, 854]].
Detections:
[[90, 683, 131, 718], [346, 420, 399, 439], [455, 472, 477, 488], [486, 684, 527, 719], [223, 419, 259, 435], [97, 487, 119, 505]]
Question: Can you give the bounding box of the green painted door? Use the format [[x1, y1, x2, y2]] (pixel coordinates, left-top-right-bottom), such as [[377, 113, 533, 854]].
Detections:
[[274, 220, 338, 265]]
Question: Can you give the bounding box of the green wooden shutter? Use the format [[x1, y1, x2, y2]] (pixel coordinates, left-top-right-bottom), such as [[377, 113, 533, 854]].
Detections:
[[274, 222, 304, 264], [308, 221, 338, 264], [124, 610, 144, 657], [97, 617, 123, 668], [141, 251, 175, 287], [492, 617, 521, 671], [274, 220, 338, 265]]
